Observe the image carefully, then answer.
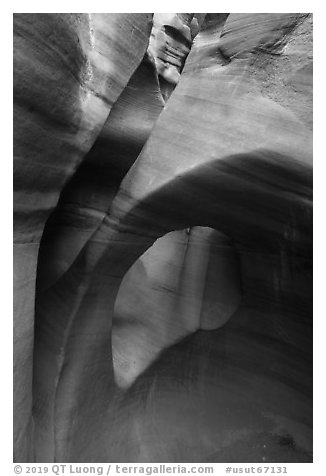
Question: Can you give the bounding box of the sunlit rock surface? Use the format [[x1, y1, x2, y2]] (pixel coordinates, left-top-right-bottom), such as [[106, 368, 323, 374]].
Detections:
[[13, 13, 312, 463], [14, 12, 153, 461], [113, 227, 241, 388]]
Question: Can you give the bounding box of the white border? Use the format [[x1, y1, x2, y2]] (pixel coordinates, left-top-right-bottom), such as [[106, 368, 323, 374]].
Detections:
[[3, 3, 324, 473]]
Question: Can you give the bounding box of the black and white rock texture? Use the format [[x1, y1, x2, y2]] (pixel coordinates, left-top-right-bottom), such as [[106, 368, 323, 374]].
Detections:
[[13, 13, 312, 463]]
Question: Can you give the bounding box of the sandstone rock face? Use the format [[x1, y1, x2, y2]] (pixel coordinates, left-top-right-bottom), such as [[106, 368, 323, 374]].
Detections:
[[14, 12, 153, 462], [13, 13, 312, 463]]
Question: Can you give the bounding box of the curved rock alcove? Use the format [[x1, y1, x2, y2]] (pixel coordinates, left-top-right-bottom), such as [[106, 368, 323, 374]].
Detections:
[[13, 13, 312, 463]]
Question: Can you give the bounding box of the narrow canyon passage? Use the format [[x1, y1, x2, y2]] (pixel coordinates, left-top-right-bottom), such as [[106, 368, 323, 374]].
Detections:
[[13, 13, 312, 463]]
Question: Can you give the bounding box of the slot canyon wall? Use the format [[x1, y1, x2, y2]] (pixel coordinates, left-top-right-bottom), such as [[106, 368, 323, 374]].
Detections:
[[13, 13, 313, 463]]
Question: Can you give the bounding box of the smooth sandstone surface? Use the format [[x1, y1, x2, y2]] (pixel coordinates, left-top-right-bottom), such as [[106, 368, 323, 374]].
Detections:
[[13, 13, 312, 463], [14, 12, 153, 461]]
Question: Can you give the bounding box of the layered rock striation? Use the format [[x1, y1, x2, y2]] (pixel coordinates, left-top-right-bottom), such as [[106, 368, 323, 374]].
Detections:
[[13, 13, 312, 463]]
